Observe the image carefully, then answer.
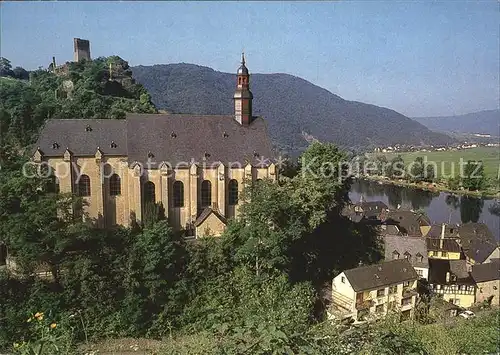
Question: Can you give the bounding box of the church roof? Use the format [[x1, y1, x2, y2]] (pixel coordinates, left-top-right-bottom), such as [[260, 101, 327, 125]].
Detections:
[[33, 114, 274, 168], [34, 118, 127, 157]]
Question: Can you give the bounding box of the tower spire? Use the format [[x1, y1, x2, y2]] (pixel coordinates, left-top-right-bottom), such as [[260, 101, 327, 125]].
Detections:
[[241, 52, 245, 65]]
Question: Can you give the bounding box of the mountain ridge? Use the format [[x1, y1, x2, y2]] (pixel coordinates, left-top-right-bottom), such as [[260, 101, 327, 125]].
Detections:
[[131, 63, 454, 153], [414, 109, 499, 137]]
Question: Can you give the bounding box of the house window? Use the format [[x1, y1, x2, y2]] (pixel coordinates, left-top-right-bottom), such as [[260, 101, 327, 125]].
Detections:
[[388, 301, 396, 310], [143, 181, 155, 203], [109, 174, 121, 196], [442, 251, 448, 257], [454, 299, 460, 305], [375, 304, 384, 313], [377, 289, 385, 297], [431, 251, 437, 257], [77, 175, 91, 197], [392, 251, 400, 260], [341, 276, 345, 283], [401, 297, 412, 306], [416, 253, 423, 263], [173, 181, 184, 208], [403, 281, 411, 287], [416, 269, 423, 278], [404, 251, 411, 262], [389, 285, 398, 294], [201, 180, 212, 207], [228, 179, 238, 205], [494, 286, 498, 290]]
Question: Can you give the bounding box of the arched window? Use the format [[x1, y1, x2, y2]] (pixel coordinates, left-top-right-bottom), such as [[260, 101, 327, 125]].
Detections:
[[228, 179, 238, 205], [109, 174, 121, 196], [173, 181, 184, 208], [78, 175, 91, 197], [144, 181, 155, 203], [201, 180, 212, 207], [48, 175, 60, 194]]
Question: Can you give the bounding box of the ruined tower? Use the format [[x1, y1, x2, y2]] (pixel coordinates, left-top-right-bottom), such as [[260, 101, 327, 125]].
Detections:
[[73, 38, 91, 62]]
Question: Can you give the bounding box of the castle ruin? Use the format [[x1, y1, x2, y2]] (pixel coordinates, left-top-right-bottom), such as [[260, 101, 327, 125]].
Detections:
[[73, 38, 91, 62]]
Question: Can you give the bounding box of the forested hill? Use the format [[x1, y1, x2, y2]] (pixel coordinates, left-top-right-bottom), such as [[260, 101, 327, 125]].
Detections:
[[132, 63, 454, 153], [414, 109, 500, 136], [0, 56, 156, 149]]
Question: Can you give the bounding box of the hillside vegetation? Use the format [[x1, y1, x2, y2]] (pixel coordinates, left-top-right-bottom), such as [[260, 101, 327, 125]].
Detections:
[[131, 63, 454, 154], [0, 56, 156, 149]]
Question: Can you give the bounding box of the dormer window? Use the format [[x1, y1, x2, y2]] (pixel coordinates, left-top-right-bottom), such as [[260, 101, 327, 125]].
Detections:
[[147, 151, 154, 159], [85, 125, 92, 132], [110, 141, 117, 149], [416, 253, 423, 262], [52, 142, 60, 149], [171, 131, 177, 138], [392, 251, 400, 260], [404, 251, 411, 262], [204, 152, 211, 159], [223, 132, 229, 138], [253, 150, 260, 158]]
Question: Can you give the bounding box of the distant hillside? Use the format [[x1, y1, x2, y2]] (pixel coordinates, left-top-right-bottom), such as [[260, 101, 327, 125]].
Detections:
[[414, 109, 500, 137], [131, 63, 454, 153]]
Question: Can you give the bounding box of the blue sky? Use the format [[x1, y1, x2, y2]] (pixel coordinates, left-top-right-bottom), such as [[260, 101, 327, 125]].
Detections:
[[1, 1, 498, 117]]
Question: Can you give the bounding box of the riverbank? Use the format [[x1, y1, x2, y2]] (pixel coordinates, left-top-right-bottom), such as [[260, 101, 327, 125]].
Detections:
[[360, 175, 500, 199]]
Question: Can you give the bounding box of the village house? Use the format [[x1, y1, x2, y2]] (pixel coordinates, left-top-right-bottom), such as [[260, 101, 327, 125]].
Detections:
[[428, 259, 476, 308], [384, 235, 429, 279], [32, 54, 276, 238], [458, 223, 499, 266], [383, 210, 431, 238], [330, 259, 419, 322], [426, 224, 462, 260], [471, 261, 500, 306]]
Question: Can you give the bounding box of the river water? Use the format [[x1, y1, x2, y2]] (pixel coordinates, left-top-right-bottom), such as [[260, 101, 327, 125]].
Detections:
[[349, 179, 499, 238]]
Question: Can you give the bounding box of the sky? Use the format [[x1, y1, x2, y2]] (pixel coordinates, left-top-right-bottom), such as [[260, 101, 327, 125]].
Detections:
[[1, 1, 498, 117]]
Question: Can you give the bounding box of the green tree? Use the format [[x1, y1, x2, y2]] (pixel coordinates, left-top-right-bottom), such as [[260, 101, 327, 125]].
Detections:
[[0, 57, 13, 77], [386, 155, 405, 179], [462, 160, 486, 191]]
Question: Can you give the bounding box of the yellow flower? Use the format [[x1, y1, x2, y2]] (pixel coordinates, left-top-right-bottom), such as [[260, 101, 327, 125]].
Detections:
[[50, 323, 57, 329], [13, 342, 20, 348], [34, 312, 44, 321]]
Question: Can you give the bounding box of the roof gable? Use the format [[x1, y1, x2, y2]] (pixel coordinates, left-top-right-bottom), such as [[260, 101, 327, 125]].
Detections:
[[471, 261, 500, 283], [384, 235, 428, 268], [344, 259, 418, 292]]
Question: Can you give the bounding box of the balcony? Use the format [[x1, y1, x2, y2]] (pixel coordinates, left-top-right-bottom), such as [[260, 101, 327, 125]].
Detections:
[[355, 299, 375, 310], [403, 287, 418, 297]]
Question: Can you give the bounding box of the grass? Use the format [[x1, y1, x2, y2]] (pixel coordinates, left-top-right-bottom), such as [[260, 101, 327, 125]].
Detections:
[[378, 147, 500, 179]]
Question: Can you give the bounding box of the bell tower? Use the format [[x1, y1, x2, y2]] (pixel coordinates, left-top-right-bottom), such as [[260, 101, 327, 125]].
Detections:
[[233, 53, 253, 125]]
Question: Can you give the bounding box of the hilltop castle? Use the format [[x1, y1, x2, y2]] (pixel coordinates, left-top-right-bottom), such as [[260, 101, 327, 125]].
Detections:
[[33, 53, 276, 237]]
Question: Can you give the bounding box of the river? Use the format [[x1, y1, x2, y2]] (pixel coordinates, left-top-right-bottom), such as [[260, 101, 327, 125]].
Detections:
[[349, 179, 500, 239]]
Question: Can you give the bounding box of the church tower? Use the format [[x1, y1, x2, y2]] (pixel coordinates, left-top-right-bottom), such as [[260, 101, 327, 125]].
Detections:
[[233, 53, 253, 125]]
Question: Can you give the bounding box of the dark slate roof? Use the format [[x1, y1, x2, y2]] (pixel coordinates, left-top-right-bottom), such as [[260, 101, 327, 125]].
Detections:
[[458, 223, 498, 263], [126, 114, 274, 167], [471, 261, 500, 283], [343, 259, 418, 292], [33, 114, 274, 168], [384, 235, 429, 268], [426, 238, 461, 253], [384, 211, 429, 237], [34, 119, 127, 157], [194, 207, 227, 227], [428, 259, 474, 285], [427, 223, 460, 239]]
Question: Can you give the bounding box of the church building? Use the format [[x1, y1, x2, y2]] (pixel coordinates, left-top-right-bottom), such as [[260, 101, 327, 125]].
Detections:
[[33, 54, 276, 237]]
